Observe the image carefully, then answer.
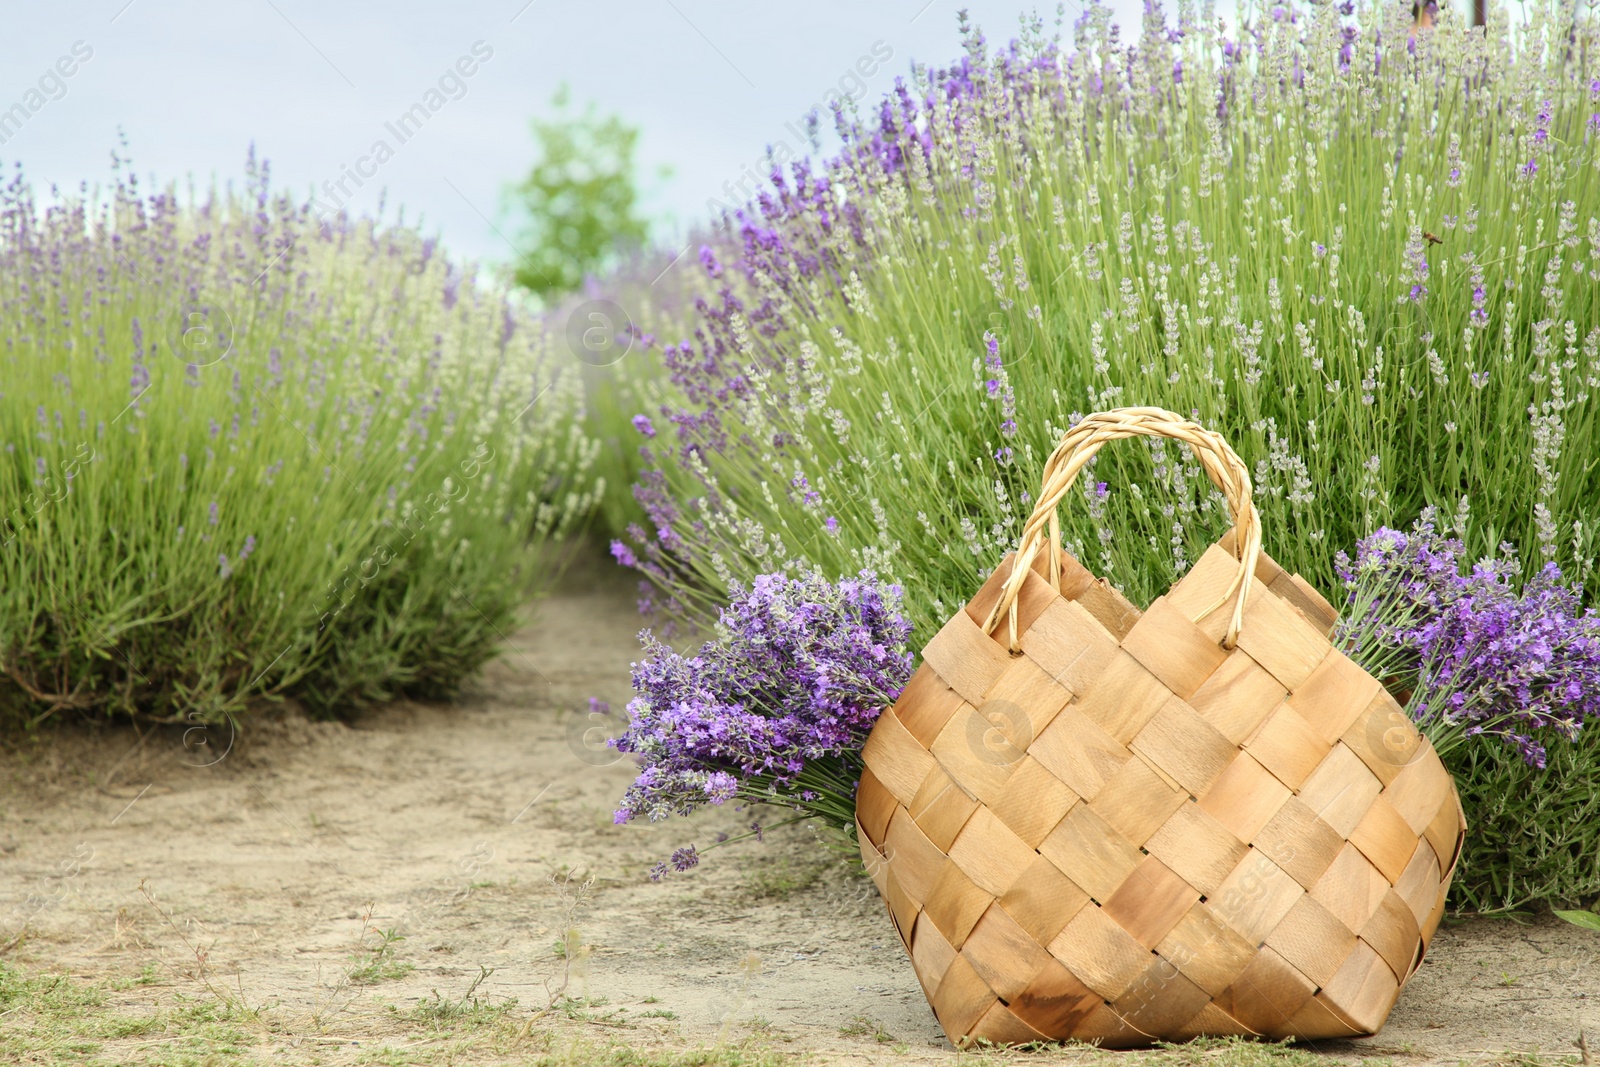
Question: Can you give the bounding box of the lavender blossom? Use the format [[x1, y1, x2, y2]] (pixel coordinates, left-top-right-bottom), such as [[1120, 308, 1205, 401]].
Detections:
[[1335, 516, 1600, 767], [614, 569, 913, 877]]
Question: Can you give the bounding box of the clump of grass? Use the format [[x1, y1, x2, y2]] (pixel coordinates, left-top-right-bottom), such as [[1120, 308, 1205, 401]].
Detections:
[[530, 1037, 803, 1067], [0, 963, 260, 1066], [837, 1015, 894, 1043], [738, 855, 833, 903], [348, 925, 414, 986], [0, 149, 599, 729]]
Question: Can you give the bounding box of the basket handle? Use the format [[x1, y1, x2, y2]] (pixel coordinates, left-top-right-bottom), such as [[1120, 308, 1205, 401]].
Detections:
[[980, 406, 1262, 653]]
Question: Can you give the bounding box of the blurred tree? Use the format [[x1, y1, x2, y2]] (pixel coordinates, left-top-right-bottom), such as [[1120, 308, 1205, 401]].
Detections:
[[508, 85, 653, 298]]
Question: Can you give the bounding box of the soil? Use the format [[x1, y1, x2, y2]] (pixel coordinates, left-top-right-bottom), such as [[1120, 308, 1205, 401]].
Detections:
[[1, 546, 1595, 1065]]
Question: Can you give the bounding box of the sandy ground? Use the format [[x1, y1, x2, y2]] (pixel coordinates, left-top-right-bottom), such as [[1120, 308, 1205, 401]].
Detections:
[[1, 547, 1596, 1065]]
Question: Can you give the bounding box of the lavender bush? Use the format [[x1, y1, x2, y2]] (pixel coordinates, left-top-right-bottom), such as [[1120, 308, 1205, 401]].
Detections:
[[1337, 516, 1600, 768], [613, 0, 1600, 651], [596, 0, 1600, 907], [610, 569, 913, 878], [0, 152, 599, 726]]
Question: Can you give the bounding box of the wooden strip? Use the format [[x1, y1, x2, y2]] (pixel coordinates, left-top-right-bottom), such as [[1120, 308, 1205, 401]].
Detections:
[[1210, 849, 1305, 944], [1393, 840, 1442, 928], [893, 664, 969, 749], [1166, 1001, 1265, 1041], [929, 953, 999, 1044], [910, 773, 981, 853], [1028, 705, 1132, 801], [920, 608, 1013, 705], [1088, 755, 1188, 847], [1295, 743, 1383, 837], [948, 806, 1037, 898], [1310, 843, 1393, 934], [1189, 651, 1288, 745], [1130, 695, 1237, 796], [1020, 598, 1120, 695], [1122, 596, 1232, 699], [857, 818, 889, 894], [1047, 904, 1153, 1000], [1008, 957, 1106, 1038], [883, 806, 949, 903], [962, 902, 1054, 1001], [1145, 802, 1250, 897], [1072, 650, 1172, 743], [884, 863, 922, 945], [1361, 888, 1423, 981], [1113, 963, 1211, 1036], [1424, 792, 1465, 878], [1273, 990, 1366, 1040], [1285, 649, 1381, 745], [1102, 856, 1202, 949], [855, 766, 897, 847], [1265, 895, 1357, 986], [968, 1001, 1052, 1045], [1269, 571, 1340, 637], [1385, 741, 1453, 835], [1075, 579, 1144, 640], [1348, 796, 1420, 885], [1236, 591, 1330, 691], [923, 861, 994, 950], [1341, 690, 1422, 786], [1319, 940, 1399, 1035], [1251, 796, 1345, 888], [930, 704, 1023, 806], [979, 655, 1074, 743], [1214, 946, 1317, 1035], [999, 857, 1091, 947], [989, 755, 1078, 847], [1198, 753, 1291, 842], [965, 553, 1059, 646], [909, 910, 956, 1000], [861, 706, 939, 807], [1156, 903, 1260, 997], [1167, 543, 1250, 623], [1245, 703, 1332, 791]]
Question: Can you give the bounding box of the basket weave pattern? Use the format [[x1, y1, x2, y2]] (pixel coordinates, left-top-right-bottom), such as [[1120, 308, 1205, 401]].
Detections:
[[856, 409, 1466, 1047]]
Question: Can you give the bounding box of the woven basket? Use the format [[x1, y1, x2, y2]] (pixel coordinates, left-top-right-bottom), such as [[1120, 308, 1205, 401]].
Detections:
[[856, 407, 1466, 1048]]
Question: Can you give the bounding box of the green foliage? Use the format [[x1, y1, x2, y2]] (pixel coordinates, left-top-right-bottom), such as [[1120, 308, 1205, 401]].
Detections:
[[1449, 727, 1600, 912], [0, 157, 599, 728], [510, 86, 654, 298], [348, 926, 414, 985]]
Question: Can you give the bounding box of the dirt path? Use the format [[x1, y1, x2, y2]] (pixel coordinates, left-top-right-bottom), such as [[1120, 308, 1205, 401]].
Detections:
[[1, 548, 1596, 1066]]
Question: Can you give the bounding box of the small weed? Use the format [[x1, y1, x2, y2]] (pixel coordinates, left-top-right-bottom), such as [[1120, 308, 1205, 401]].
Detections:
[[839, 1014, 894, 1043], [739, 856, 831, 902], [348, 925, 414, 985]]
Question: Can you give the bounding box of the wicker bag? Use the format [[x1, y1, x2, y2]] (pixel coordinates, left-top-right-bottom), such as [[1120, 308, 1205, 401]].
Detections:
[[856, 407, 1465, 1047]]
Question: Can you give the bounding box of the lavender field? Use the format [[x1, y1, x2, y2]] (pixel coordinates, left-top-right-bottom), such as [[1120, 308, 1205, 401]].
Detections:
[[3, 0, 1600, 1063]]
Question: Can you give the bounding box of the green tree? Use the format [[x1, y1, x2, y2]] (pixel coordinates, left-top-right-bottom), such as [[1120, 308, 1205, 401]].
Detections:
[[508, 85, 652, 298]]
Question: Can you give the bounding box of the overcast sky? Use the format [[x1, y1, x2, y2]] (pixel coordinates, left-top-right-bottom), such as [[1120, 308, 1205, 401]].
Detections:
[[0, 1, 1176, 266]]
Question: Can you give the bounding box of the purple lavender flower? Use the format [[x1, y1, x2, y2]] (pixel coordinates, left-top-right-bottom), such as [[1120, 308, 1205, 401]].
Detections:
[[1336, 516, 1600, 767], [631, 414, 657, 438], [613, 569, 913, 877], [610, 540, 639, 568]]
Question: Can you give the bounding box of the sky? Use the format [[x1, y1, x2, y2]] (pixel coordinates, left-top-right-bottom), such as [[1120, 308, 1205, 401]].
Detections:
[[0, 0, 1149, 268]]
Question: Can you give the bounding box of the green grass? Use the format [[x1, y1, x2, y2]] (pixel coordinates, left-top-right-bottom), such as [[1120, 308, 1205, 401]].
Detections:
[[0, 963, 261, 1066], [0, 154, 598, 729]]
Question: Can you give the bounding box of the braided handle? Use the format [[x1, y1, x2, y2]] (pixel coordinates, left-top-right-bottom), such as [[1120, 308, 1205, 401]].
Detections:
[[980, 406, 1262, 653]]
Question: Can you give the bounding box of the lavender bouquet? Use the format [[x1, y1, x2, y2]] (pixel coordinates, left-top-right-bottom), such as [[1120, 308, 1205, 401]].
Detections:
[[610, 568, 914, 879], [1335, 515, 1600, 769]]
